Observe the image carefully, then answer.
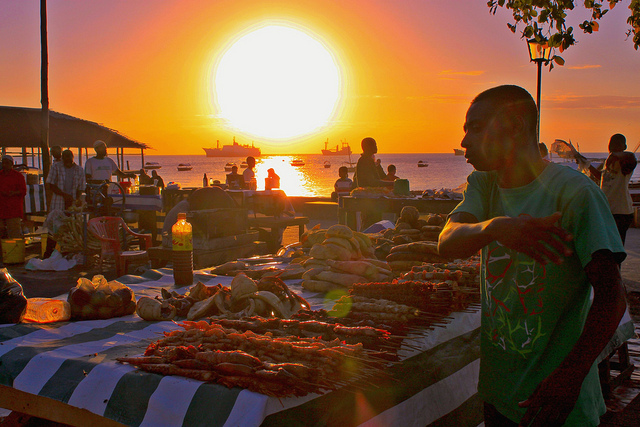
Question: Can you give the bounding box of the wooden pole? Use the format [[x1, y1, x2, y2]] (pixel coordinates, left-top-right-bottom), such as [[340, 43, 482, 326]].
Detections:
[[40, 0, 51, 179]]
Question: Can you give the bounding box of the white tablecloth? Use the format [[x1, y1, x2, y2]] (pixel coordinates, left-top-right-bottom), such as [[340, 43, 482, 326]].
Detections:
[[0, 269, 484, 427]]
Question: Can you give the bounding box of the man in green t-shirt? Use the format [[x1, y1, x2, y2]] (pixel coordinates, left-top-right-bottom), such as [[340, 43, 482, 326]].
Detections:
[[438, 85, 626, 426]]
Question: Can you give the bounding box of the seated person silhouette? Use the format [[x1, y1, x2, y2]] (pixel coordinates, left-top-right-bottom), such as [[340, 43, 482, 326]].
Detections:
[[226, 165, 244, 190]]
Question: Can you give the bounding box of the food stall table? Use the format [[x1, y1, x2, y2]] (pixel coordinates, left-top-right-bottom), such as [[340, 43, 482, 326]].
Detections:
[[0, 269, 485, 427], [338, 196, 461, 230], [0, 270, 633, 426], [227, 190, 307, 251], [111, 194, 163, 212]]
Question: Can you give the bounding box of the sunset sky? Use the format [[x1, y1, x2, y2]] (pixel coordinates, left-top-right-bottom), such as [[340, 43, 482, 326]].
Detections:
[[2, 0, 639, 155]]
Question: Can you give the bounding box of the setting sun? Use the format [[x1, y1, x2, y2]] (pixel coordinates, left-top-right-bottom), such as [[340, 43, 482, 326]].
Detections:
[[213, 24, 343, 140]]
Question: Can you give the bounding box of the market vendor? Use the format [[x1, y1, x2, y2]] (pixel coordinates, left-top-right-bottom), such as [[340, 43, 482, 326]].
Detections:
[[46, 149, 86, 211], [162, 187, 238, 248], [85, 140, 134, 184], [354, 138, 394, 189], [353, 137, 393, 229], [0, 155, 27, 239], [438, 85, 626, 427]]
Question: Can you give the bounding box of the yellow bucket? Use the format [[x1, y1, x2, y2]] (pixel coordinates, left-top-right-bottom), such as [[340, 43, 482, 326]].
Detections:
[[2, 238, 26, 264]]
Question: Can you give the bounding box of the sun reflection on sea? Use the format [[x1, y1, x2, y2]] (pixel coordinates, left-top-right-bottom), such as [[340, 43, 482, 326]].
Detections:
[[253, 156, 316, 195]]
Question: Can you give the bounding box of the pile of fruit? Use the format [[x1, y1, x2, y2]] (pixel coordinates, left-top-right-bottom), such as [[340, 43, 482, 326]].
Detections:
[[67, 275, 136, 320]]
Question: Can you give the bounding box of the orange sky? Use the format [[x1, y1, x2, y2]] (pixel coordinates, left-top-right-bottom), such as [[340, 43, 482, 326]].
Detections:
[[2, 0, 639, 154]]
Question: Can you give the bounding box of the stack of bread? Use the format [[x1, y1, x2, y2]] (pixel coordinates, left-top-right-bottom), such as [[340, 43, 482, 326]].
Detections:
[[301, 225, 393, 293]]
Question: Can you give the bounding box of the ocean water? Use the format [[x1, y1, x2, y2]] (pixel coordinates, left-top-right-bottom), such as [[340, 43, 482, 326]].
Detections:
[[121, 152, 639, 198]]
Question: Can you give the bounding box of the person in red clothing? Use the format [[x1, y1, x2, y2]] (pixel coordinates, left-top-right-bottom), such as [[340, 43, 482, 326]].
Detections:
[[0, 155, 27, 238]]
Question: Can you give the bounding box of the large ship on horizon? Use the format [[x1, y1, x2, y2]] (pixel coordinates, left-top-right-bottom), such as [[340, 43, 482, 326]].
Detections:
[[322, 139, 351, 156], [203, 137, 261, 157]]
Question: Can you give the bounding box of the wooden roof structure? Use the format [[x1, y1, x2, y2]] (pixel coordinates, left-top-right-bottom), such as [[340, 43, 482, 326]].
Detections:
[[0, 106, 150, 150]]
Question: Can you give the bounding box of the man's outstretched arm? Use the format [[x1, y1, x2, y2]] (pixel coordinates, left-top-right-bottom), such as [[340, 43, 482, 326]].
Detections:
[[438, 211, 573, 264]]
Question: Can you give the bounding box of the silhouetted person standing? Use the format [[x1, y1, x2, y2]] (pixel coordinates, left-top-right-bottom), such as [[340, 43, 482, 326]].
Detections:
[[243, 156, 257, 190], [587, 133, 637, 244]]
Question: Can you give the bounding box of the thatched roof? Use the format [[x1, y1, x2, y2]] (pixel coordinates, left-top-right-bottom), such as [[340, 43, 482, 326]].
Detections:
[[0, 106, 151, 150]]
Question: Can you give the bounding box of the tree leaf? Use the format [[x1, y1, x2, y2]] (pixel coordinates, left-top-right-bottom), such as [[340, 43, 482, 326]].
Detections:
[[592, 21, 600, 31], [553, 55, 565, 65]]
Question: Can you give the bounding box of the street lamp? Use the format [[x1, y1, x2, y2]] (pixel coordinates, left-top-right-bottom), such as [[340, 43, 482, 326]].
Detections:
[[527, 39, 552, 142]]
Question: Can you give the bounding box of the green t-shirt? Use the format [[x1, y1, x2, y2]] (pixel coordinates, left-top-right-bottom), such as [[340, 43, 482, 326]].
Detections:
[[451, 162, 625, 426]]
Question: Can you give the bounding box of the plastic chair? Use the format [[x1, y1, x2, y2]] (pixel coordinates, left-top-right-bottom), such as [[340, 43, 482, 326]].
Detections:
[[87, 216, 152, 277]]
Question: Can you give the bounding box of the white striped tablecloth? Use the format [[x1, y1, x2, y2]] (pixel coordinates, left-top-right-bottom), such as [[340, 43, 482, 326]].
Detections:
[[4, 268, 632, 427], [0, 269, 485, 426]]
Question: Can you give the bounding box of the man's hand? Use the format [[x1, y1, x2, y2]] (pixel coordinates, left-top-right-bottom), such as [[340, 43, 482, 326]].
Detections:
[[517, 366, 583, 427], [489, 212, 573, 265]]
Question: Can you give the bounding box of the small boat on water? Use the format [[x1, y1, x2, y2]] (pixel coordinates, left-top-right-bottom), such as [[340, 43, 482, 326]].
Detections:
[[177, 163, 192, 171], [418, 160, 429, 168], [342, 152, 356, 173], [453, 149, 464, 156], [342, 162, 356, 173], [143, 162, 162, 170], [240, 161, 248, 168], [290, 159, 305, 167], [224, 162, 236, 172], [323, 161, 331, 168]]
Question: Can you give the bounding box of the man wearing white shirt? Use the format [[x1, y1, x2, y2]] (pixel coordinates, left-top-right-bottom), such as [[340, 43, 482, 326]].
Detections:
[[84, 140, 134, 183], [242, 156, 257, 190]]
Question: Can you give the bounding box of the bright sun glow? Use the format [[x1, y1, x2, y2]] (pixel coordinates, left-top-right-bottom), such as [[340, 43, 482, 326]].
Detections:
[[214, 25, 342, 140]]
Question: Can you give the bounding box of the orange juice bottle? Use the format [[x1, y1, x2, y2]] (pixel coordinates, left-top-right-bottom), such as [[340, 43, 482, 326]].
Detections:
[[172, 213, 193, 286]]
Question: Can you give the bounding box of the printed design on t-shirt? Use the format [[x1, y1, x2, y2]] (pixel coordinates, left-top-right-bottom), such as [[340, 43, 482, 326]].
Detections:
[[483, 242, 547, 358]]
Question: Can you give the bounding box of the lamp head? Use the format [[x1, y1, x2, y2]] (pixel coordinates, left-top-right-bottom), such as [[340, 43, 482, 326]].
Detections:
[[527, 39, 552, 63]]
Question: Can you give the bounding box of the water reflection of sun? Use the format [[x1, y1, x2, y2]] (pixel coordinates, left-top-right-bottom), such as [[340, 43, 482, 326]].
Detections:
[[212, 24, 343, 141], [253, 156, 311, 195]]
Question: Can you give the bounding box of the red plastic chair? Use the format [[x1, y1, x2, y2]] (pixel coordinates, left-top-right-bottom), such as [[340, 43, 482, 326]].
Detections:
[[87, 216, 152, 277]]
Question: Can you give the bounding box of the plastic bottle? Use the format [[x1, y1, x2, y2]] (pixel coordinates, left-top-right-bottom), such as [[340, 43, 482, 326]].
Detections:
[[203, 173, 208, 187], [23, 298, 71, 323], [172, 212, 193, 286], [131, 175, 140, 194]]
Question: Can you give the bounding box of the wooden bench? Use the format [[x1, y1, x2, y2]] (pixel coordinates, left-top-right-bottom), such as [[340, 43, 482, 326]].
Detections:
[[247, 215, 309, 253], [303, 201, 339, 221]]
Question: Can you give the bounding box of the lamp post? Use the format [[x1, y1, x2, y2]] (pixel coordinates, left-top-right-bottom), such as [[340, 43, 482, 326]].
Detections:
[[527, 39, 552, 143]]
